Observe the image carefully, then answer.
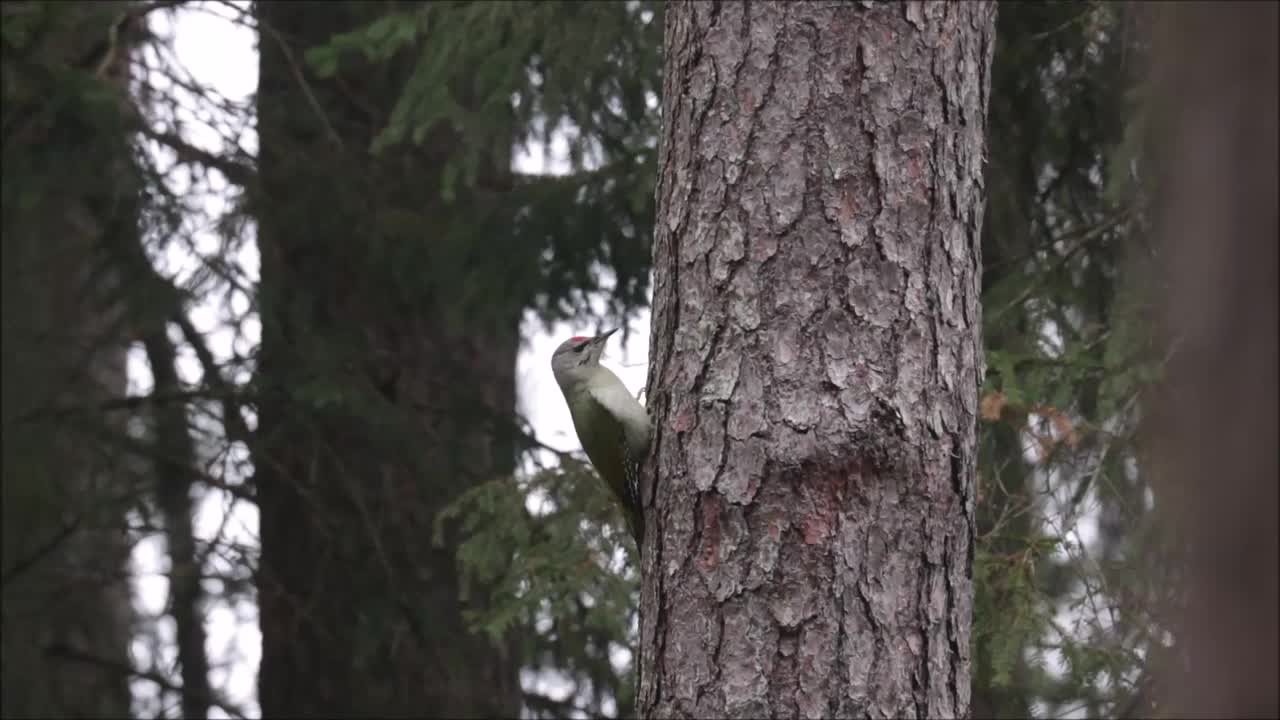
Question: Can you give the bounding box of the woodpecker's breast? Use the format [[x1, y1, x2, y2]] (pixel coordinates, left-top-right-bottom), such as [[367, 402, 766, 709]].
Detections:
[[563, 368, 649, 482]]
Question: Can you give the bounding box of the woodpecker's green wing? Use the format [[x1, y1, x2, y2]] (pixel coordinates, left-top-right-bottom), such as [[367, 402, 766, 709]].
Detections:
[[565, 367, 650, 546]]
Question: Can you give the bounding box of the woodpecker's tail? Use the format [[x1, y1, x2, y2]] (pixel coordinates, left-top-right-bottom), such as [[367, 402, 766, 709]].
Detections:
[[625, 506, 644, 555]]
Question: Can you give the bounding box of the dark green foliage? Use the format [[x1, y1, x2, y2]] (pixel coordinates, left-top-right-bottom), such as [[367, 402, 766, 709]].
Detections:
[[2, 2, 149, 716], [973, 2, 1170, 717], [254, 2, 523, 713], [302, 1, 663, 321], [440, 460, 639, 716]]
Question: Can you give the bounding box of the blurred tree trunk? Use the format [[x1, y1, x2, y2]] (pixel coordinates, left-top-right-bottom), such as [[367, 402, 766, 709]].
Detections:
[[253, 2, 521, 716], [640, 2, 995, 717], [142, 330, 210, 720], [1, 2, 139, 717], [1150, 2, 1279, 717]]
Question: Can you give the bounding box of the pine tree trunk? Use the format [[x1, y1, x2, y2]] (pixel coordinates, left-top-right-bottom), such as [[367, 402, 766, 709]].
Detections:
[[641, 3, 995, 717]]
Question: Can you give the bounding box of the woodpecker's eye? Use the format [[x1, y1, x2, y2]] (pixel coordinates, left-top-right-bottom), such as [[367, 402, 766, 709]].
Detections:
[[573, 343, 586, 354]]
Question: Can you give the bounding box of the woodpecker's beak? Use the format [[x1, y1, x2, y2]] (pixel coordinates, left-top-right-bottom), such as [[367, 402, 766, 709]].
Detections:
[[594, 328, 619, 345]]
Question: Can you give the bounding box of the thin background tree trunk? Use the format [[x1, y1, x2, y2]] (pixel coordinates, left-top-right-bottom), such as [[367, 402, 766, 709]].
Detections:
[[641, 2, 995, 717], [142, 330, 211, 720]]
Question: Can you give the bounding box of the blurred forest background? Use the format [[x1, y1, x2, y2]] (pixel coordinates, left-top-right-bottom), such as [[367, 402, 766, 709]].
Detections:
[[0, 1, 1268, 718]]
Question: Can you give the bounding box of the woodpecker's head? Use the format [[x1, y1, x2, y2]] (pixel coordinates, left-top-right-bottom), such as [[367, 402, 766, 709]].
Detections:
[[551, 328, 617, 387]]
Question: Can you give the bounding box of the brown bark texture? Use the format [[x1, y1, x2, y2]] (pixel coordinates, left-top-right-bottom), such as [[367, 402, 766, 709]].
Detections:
[[641, 2, 995, 718], [1151, 2, 1279, 717]]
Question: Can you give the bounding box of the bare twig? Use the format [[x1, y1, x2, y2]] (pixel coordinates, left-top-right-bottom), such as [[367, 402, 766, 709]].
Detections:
[[12, 389, 239, 425], [142, 126, 257, 187], [171, 311, 253, 448], [44, 643, 248, 720], [255, 12, 345, 149], [87, 1, 190, 78]]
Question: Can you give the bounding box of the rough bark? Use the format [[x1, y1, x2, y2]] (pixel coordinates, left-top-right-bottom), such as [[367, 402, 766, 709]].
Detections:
[[1150, 2, 1279, 717], [641, 2, 995, 717], [1, 2, 137, 716], [254, 2, 521, 716]]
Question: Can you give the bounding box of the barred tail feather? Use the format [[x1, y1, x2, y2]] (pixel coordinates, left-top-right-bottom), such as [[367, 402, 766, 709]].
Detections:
[[623, 453, 644, 552]]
